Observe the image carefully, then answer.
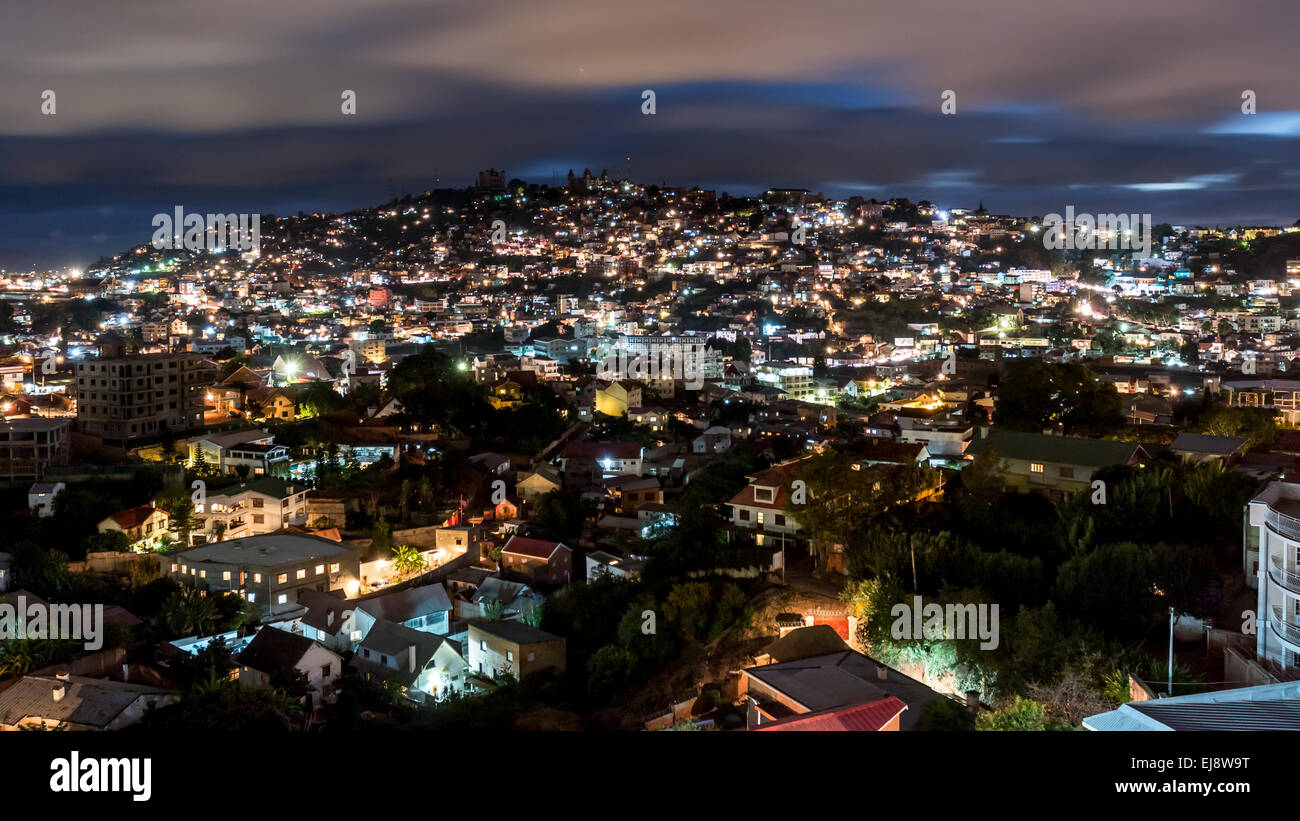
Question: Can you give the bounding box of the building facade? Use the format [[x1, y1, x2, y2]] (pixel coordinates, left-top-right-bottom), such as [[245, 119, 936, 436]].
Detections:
[[75, 353, 213, 447]]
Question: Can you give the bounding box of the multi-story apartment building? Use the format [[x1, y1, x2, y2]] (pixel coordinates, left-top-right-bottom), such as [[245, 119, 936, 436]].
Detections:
[[75, 353, 213, 447], [613, 334, 722, 381], [1245, 479, 1300, 670], [1222, 379, 1300, 426], [194, 477, 310, 543], [755, 362, 816, 402], [0, 418, 70, 483], [161, 531, 362, 617]]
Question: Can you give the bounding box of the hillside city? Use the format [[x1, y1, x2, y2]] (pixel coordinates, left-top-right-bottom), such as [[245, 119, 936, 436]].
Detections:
[[2, 169, 1300, 731]]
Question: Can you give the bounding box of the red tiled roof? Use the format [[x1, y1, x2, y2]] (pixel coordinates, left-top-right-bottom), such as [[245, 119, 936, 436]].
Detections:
[[754, 696, 908, 732], [503, 535, 568, 560], [726, 461, 802, 510], [109, 505, 166, 530]]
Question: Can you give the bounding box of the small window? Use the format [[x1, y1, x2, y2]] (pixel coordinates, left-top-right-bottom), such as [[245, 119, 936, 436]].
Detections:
[[222, 571, 231, 581], [1030, 463, 1045, 474], [316, 564, 325, 575], [1059, 467, 1074, 479], [321, 664, 332, 679], [507, 651, 514, 662], [247, 593, 256, 602], [330, 563, 340, 573], [277, 594, 287, 605], [254, 573, 263, 583], [296, 569, 306, 580], [277, 573, 287, 584]]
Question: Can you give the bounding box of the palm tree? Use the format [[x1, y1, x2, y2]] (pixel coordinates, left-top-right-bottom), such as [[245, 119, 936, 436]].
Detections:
[[161, 588, 220, 637], [391, 545, 427, 577]]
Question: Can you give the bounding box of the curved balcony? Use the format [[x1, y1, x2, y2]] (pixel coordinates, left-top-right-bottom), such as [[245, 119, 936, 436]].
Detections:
[[1269, 556, 1300, 596], [1270, 606, 1300, 651], [1266, 508, 1300, 541]]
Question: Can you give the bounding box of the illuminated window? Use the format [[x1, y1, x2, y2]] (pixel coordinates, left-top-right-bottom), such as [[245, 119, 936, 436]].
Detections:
[[277, 573, 287, 584], [222, 571, 231, 581], [316, 564, 325, 575], [254, 573, 263, 583], [296, 569, 306, 580], [1030, 463, 1044, 474], [277, 594, 287, 605], [329, 563, 340, 573]]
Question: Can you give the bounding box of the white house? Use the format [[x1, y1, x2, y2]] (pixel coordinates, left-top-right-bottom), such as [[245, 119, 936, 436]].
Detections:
[[351, 619, 468, 701], [27, 482, 65, 517], [354, 583, 453, 638], [235, 626, 344, 707], [1245, 479, 1300, 670], [194, 477, 309, 542]]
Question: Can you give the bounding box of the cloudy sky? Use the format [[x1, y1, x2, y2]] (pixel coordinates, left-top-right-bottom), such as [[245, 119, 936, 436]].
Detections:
[[3, 0, 1299, 268]]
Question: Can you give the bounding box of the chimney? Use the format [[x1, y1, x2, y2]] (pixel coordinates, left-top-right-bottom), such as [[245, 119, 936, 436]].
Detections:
[[52, 683, 66, 702], [876, 665, 888, 681], [966, 690, 981, 714], [408, 644, 417, 674]]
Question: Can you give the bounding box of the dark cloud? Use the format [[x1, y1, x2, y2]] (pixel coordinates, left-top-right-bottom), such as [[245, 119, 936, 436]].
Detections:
[[2, 0, 1299, 266]]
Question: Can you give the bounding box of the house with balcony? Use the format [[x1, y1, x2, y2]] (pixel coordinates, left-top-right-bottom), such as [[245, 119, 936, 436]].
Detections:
[[1245, 479, 1300, 671], [1221, 379, 1300, 426], [194, 477, 310, 543]]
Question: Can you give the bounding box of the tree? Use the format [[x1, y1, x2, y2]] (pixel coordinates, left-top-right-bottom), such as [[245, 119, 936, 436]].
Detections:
[[371, 517, 393, 554], [155, 490, 198, 546], [399, 480, 412, 523], [976, 697, 1073, 731], [391, 545, 427, 577], [914, 697, 976, 731], [993, 359, 1122, 436], [1201, 406, 1277, 449], [531, 490, 589, 544]]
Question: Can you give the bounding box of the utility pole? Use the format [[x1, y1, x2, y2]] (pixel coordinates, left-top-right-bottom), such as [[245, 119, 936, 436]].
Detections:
[[910, 534, 918, 592], [1167, 606, 1175, 696]]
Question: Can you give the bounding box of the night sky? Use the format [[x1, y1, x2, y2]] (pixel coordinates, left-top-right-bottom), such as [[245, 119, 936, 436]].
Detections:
[[3, 0, 1299, 269]]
